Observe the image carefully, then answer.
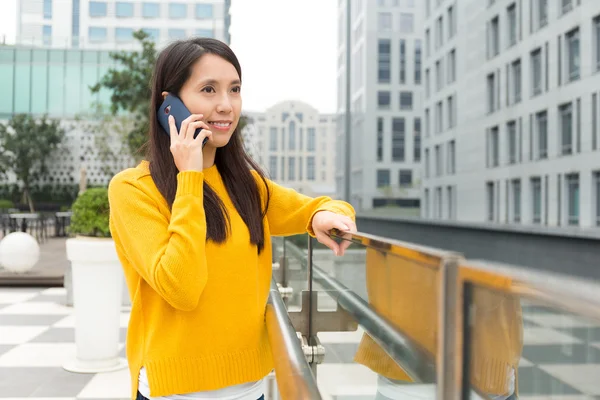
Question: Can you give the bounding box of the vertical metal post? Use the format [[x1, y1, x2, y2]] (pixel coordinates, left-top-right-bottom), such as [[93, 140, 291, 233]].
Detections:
[[307, 236, 317, 376], [343, 0, 352, 203]]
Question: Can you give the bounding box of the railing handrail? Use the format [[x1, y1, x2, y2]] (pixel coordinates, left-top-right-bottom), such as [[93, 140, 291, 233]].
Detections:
[[284, 239, 437, 383], [265, 278, 323, 400]]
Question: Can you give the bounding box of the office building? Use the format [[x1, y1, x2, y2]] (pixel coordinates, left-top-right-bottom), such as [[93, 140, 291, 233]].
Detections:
[[336, 0, 424, 211], [422, 0, 600, 228], [245, 101, 337, 198], [16, 0, 231, 49]]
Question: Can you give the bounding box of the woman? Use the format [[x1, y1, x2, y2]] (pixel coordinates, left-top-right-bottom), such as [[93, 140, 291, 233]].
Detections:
[[108, 37, 356, 400]]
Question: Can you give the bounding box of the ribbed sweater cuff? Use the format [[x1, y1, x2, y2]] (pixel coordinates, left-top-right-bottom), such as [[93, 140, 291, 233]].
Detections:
[[176, 171, 204, 197]]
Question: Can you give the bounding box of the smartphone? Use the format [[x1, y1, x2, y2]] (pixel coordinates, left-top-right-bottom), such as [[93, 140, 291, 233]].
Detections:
[[157, 93, 208, 147]]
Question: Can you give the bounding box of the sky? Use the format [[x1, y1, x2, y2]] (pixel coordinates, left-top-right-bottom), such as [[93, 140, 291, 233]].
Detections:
[[0, 0, 339, 114]]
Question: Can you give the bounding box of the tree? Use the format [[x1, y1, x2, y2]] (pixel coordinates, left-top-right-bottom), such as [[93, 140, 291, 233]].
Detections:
[[0, 114, 66, 212], [90, 30, 155, 160], [91, 30, 249, 160]]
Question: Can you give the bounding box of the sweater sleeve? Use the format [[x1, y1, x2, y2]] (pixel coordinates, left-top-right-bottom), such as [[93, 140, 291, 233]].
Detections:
[[257, 175, 356, 237], [108, 171, 208, 311]]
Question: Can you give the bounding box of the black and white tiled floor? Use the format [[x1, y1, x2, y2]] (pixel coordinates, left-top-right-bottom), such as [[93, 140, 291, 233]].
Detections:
[[2, 287, 600, 399]]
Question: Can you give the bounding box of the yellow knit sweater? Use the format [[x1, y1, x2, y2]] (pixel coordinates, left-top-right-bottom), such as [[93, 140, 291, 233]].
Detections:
[[108, 160, 355, 399]]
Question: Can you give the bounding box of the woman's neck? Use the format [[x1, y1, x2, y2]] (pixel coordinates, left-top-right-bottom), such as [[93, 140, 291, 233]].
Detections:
[[203, 146, 217, 170]]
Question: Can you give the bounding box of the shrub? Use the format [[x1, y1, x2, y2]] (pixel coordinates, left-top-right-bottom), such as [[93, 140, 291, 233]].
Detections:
[[68, 188, 110, 238]]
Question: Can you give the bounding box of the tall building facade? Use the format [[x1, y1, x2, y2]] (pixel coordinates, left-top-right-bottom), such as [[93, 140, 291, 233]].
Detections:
[[16, 0, 231, 49], [422, 0, 600, 228], [245, 101, 338, 198], [336, 0, 424, 211]]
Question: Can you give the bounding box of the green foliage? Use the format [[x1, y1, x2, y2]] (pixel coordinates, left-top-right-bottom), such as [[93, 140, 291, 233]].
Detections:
[[90, 30, 156, 160], [69, 188, 111, 238], [0, 199, 14, 209], [0, 114, 66, 212]]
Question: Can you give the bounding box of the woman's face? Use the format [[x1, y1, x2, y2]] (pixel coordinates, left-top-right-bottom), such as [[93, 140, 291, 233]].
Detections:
[[176, 53, 242, 148]]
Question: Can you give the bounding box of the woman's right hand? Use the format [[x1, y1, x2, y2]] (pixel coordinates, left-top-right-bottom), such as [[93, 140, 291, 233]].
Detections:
[[168, 113, 212, 172]]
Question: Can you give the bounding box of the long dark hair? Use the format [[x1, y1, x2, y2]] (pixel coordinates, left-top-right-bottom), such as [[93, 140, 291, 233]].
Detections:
[[147, 38, 270, 253]]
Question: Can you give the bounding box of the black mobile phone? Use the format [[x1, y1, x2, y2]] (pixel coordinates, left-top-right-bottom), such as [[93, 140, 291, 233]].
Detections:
[[157, 93, 208, 147]]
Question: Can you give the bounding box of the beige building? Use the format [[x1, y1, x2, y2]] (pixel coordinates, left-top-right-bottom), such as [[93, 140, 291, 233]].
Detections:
[[245, 101, 338, 198]]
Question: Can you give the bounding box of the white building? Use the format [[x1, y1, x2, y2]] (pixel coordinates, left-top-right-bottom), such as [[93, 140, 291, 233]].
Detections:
[[422, 0, 600, 228], [245, 101, 338, 198], [336, 0, 424, 211], [16, 0, 231, 49]]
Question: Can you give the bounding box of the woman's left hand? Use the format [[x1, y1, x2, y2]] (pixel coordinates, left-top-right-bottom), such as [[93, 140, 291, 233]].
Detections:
[[311, 211, 357, 256]]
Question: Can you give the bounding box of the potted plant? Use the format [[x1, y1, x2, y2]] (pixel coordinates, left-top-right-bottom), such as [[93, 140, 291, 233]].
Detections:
[[62, 187, 127, 373]]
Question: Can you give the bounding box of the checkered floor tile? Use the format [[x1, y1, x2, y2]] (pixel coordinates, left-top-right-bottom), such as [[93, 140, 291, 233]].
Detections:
[[2, 287, 600, 399]]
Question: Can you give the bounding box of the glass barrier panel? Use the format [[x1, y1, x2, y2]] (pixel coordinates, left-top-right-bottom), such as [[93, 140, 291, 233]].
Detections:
[[464, 284, 600, 399], [305, 234, 443, 399]]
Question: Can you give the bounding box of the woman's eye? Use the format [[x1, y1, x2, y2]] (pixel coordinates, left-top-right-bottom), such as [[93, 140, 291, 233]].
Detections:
[[231, 86, 241, 93], [201, 86, 215, 93]]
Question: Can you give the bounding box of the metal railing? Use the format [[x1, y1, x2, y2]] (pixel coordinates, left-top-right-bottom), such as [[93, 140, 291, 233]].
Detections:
[[269, 230, 600, 399]]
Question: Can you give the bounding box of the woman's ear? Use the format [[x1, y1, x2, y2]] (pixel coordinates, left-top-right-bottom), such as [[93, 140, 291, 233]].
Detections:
[[161, 91, 169, 100]]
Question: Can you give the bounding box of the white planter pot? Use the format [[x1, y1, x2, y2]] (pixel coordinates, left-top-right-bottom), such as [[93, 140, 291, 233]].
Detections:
[[62, 236, 127, 373]]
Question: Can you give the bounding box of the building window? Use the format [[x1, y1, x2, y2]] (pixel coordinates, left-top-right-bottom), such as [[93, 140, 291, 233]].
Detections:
[[531, 48, 542, 96], [288, 157, 295, 181], [169, 3, 187, 19], [512, 179, 521, 222], [507, 121, 517, 164], [447, 49, 456, 84], [392, 118, 405, 162], [415, 39, 422, 84], [399, 170, 412, 187], [436, 16, 443, 48], [566, 173, 579, 225], [195, 29, 214, 38], [378, 39, 391, 83], [560, 102, 573, 155], [378, 12, 392, 31], [536, 110, 548, 159], [42, 25, 52, 46], [115, 27, 133, 41], [196, 4, 213, 19], [298, 157, 303, 180], [447, 96, 454, 128], [595, 172, 600, 225], [399, 92, 412, 110], [436, 101, 443, 133], [425, 108, 430, 137], [435, 144, 443, 176], [44, 0, 52, 19], [507, 3, 517, 47], [377, 169, 390, 188], [537, 0, 548, 28], [307, 128, 316, 151], [447, 140, 455, 174], [269, 127, 277, 151], [511, 59, 521, 104], [487, 73, 496, 113], [88, 27, 107, 42], [561, 0, 573, 15], [399, 40, 406, 84], [436, 59, 443, 91], [269, 156, 277, 180], [399, 13, 414, 33], [425, 148, 430, 178], [594, 16, 600, 72], [115, 2, 134, 17], [142, 28, 160, 41], [531, 177, 542, 223], [435, 187, 443, 218], [566, 28, 580, 82], [448, 5, 456, 38], [377, 118, 384, 162], [488, 16, 500, 58], [414, 118, 421, 162], [288, 121, 296, 151], [425, 69, 430, 97], [378, 91, 391, 109], [424, 188, 430, 218], [142, 2, 160, 18], [487, 182, 495, 221], [425, 29, 431, 58], [307, 157, 315, 180], [169, 29, 186, 39], [489, 126, 499, 167], [89, 1, 107, 17]]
